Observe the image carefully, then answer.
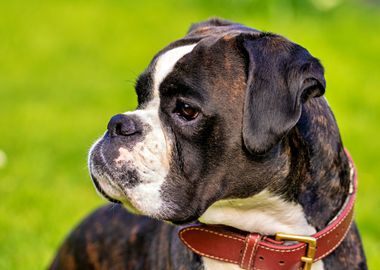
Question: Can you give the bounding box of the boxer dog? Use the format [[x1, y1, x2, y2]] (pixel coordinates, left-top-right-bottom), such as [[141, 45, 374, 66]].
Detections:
[[50, 18, 367, 270]]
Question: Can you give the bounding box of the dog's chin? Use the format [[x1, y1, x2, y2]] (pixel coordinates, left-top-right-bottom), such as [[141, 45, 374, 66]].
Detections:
[[89, 149, 204, 224], [92, 177, 123, 204], [92, 176, 202, 224]]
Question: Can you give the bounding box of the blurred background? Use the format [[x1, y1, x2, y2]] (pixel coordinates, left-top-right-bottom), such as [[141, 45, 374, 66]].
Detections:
[[0, 0, 379, 269]]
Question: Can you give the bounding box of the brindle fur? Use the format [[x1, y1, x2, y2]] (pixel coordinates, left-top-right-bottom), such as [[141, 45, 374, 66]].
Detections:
[[50, 19, 367, 270], [50, 205, 202, 270]]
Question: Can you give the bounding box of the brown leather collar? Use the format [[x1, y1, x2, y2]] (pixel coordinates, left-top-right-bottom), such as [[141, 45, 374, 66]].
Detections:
[[179, 149, 357, 270]]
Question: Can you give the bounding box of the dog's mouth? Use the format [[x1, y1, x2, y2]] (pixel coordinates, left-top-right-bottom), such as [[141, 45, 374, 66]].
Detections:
[[90, 170, 145, 215], [90, 168, 205, 224], [89, 137, 181, 219], [89, 139, 140, 209], [88, 137, 210, 224], [90, 173, 122, 204]]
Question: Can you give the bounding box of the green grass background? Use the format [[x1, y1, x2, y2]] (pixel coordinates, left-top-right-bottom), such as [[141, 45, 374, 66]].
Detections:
[[0, 0, 379, 269]]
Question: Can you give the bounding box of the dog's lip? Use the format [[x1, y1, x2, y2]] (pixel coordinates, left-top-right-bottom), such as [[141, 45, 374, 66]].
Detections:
[[90, 173, 122, 204], [89, 140, 127, 204]]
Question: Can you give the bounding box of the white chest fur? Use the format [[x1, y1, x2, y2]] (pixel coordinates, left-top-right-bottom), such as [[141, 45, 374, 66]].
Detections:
[[199, 189, 325, 270]]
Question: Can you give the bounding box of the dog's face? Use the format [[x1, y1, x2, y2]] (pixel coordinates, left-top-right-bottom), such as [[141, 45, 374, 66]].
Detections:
[[89, 19, 326, 224]]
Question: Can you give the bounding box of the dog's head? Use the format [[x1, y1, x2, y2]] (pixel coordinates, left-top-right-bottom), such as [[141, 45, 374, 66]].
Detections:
[[88, 19, 325, 224]]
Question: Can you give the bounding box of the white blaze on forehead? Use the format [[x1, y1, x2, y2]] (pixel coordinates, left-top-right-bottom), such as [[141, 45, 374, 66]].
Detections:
[[152, 44, 197, 97]]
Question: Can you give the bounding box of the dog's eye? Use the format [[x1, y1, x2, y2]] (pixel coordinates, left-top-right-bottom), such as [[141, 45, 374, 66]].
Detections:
[[174, 101, 199, 121]]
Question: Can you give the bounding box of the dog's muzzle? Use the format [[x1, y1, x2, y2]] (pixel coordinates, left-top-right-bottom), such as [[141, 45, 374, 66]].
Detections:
[[88, 107, 171, 218], [88, 113, 144, 202]]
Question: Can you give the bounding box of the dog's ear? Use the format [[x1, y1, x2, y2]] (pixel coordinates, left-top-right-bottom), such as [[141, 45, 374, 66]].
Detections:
[[239, 33, 326, 154], [187, 18, 235, 34]]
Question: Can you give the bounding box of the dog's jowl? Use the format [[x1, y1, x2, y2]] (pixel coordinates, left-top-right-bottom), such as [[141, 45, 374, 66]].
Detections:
[[50, 19, 367, 270]]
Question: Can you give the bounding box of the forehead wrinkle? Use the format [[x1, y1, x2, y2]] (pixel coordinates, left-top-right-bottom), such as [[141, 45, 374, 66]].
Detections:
[[152, 44, 197, 98]]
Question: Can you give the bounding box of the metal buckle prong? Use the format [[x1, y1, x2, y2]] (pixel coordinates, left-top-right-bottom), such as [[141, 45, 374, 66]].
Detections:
[[275, 232, 317, 270]]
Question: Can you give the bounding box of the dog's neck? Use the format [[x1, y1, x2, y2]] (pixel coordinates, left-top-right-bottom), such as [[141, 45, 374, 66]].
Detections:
[[293, 97, 351, 230], [198, 98, 349, 270], [199, 97, 350, 236]]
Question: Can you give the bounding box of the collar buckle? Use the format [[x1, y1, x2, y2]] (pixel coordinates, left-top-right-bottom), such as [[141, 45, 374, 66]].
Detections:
[[275, 232, 317, 270]]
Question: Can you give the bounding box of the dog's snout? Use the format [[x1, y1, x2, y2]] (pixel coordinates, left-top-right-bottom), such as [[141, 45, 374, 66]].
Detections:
[[107, 114, 140, 137]]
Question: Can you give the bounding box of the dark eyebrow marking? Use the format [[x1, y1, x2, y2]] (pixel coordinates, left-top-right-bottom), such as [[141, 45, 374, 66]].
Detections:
[[160, 79, 205, 102]]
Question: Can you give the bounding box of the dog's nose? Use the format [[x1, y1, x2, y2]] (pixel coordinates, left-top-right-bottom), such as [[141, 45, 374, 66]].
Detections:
[[107, 114, 139, 137]]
